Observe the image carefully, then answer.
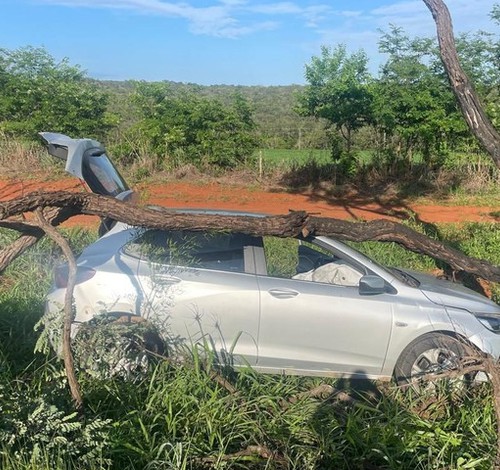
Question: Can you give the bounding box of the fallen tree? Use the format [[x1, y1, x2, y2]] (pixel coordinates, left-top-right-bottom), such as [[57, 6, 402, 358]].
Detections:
[[0, 190, 498, 282]]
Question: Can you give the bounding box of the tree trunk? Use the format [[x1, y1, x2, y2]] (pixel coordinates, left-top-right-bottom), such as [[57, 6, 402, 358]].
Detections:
[[0, 190, 498, 282], [423, 0, 500, 168]]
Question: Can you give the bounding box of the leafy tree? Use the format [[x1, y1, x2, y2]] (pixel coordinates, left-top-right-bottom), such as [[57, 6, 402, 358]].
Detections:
[[487, 3, 500, 127], [127, 82, 259, 169], [454, 31, 499, 92], [374, 26, 466, 164], [297, 45, 374, 159], [0, 46, 112, 139]]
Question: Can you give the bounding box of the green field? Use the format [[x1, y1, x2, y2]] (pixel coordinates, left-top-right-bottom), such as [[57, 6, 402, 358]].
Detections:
[[255, 148, 332, 166], [255, 148, 373, 167]]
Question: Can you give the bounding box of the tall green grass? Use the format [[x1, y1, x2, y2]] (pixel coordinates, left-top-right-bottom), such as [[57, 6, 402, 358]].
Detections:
[[0, 224, 498, 468]]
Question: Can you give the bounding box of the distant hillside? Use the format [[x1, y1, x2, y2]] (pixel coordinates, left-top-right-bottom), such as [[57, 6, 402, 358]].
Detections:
[[97, 80, 328, 149]]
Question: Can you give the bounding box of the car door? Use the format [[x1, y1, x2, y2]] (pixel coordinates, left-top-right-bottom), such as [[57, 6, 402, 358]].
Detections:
[[255, 237, 394, 378], [119, 229, 263, 366]]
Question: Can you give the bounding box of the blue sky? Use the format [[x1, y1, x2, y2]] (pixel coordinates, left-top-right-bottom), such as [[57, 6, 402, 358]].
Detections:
[[0, 0, 497, 85]]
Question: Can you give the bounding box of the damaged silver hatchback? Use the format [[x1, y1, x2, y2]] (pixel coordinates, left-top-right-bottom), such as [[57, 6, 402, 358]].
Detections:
[[40, 132, 500, 384]]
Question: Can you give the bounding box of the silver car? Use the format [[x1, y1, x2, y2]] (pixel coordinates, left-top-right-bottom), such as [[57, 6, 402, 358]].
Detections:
[[40, 132, 500, 384]]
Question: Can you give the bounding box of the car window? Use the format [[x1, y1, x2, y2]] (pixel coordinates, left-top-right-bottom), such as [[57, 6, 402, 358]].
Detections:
[[123, 229, 262, 273], [81, 151, 129, 197], [263, 237, 365, 287]]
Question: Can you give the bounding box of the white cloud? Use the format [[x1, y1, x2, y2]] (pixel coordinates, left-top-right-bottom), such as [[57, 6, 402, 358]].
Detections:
[[190, 19, 278, 38], [247, 2, 302, 15], [340, 10, 363, 18], [306, 0, 497, 78], [302, 5, 333, 28], [36, 0, 336, 37], [32, 0, 499, 43], [370, 0, 496, 36]]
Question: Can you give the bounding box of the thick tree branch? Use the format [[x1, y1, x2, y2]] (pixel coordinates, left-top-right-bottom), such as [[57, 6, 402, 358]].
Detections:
[[0, 191, 309, 237], [0, 230, 42, 275], [34, 209, 83, 409], [0, 190, 498, 282], [423, 0, 500, 168], [309, 217, 500, 281]]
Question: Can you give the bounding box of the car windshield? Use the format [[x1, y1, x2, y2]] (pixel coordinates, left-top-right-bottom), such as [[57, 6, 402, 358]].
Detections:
[[388, 267, 420, 287], [313, 236, 421, 288]]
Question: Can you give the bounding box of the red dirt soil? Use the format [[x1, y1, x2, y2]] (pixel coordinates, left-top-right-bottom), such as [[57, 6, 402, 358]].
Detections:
[[0, 177, 498, 228]]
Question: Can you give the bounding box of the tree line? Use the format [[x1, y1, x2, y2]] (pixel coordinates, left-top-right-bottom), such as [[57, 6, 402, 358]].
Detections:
[[0, 3, 498, 173]]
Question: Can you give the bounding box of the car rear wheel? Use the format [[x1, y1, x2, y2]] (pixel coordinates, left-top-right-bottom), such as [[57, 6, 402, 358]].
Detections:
[[394, 333, 472, 392], [73, 315, 165, 380]]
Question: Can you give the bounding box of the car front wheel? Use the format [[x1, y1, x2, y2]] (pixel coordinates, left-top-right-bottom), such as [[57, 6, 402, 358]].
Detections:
[[394, 333, 472, 391]]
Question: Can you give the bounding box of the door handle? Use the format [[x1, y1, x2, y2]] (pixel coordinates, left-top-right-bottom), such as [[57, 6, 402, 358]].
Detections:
[[154, 275, 182, 284], [268, 288, 299, 299]]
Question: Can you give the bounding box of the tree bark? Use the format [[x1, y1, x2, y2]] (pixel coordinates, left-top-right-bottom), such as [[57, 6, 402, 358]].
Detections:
[[0, 190, 498, 282], [423, 0, 500, 168], [34, 209, 83, 410]]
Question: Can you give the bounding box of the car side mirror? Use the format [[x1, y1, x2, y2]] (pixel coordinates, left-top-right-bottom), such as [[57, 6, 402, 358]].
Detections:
[[359, 275, 386, 295]]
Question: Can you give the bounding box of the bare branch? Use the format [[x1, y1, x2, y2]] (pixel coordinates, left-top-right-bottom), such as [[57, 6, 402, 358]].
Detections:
[[403, 352, 500, 467], [0, 206, 75, 274], [284, 384, 335, 408], [34, 209, 83, 410]]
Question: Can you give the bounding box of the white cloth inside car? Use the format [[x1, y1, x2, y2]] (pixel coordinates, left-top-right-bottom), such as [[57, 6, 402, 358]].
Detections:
[[293, 261, 363, 286]]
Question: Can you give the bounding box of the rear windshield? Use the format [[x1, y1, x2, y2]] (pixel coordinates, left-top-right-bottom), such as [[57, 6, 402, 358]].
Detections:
[[82, 153, 129, 197]]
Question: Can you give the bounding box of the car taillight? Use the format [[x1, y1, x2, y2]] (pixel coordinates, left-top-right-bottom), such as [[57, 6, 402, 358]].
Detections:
[[55, 266, 96, 288]]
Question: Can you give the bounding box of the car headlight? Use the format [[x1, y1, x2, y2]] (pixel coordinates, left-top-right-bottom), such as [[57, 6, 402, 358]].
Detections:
[[476, 314, 500, 333]]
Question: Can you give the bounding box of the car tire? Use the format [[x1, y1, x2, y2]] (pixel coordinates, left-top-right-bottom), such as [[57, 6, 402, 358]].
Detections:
[[74, 315, 166, 380], [394, 333, 472, 391]]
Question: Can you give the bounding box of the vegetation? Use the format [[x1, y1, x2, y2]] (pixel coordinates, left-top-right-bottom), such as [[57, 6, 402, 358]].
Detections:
[[296, 44, 374, 175], [422, 0, 500, 168], [0, 3, 497, 186], [112, 82, 259, 171], [0, 224, 499, 469], [0, 47, 112, 139]]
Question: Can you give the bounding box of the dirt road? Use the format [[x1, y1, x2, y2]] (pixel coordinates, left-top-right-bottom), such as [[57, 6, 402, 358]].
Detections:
[[0, 177, 497, 227]]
